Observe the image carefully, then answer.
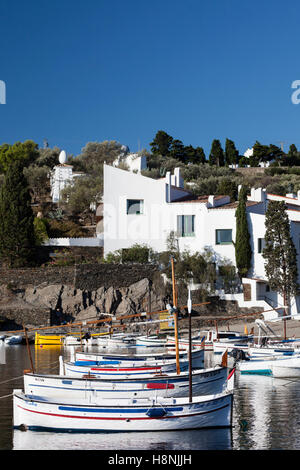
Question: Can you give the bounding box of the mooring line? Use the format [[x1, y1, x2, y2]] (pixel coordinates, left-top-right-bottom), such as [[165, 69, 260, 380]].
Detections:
[[0, 375, 24, 385], [0, 393, 13, 399]]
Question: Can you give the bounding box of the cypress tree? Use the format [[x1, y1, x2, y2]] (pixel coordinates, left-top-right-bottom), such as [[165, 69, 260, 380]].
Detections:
[[0, 159, 35, 267], [225, 138, 239, 166], [263, 201, 298, 330], [209, 140, 224, 166], [235, 186, 252, 278]]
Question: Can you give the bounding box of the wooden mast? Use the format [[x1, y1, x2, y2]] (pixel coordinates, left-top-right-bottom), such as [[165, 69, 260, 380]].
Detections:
[[171, 257, 180, 375], [187, 287, 192, 402], [23, 324, 34, 373]]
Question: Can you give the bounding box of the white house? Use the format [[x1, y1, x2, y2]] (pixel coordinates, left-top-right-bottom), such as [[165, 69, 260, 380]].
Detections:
[[50, 150, 85, 203], [103, 163, 300, 319]]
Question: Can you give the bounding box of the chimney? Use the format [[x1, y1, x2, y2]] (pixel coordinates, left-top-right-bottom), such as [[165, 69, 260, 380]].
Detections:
[[166, 171, 171, 203], [249, 187, 266, 203], [174, 167, 184, 188], [207, 195, 215, 207]]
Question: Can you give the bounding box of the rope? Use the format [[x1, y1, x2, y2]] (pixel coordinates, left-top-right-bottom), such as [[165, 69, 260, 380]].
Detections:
[[0, 393, 13, 399], [0, 375, 24, 385]]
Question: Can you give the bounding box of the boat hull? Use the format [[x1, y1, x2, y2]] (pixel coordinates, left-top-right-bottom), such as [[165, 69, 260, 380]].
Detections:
[[271, 365, 300, 378], [248, 346, 296, 357], [135, 336, 167, 347], [35, 333, 64, 346], [213, 341, 251, 355], [237, 355, 300, 376], [236, 357, 275, 375], [96, 334, 137, 347], [23, 366, 228, 399], [13, 390, 233, 432], [166, 336, 205, 350], [63, 349, 205, 378], [271, 356, 300, 377], [75, 349, 204, 365], [4, 335, 23, 345]]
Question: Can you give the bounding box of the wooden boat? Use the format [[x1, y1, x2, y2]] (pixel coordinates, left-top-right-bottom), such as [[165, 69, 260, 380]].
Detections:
[[66, 347, 204, 369], [271, 355, 300, 378], [236, 356, 275, 375], [166, 334, 205, 350], [197, 330, 252, 351], [96, 333, 137, 347], [217, 342, 298, 359], [247, 344, 297, 357], [74, 348, 202, 363], [4, 335, 23, 345], [35, 333, 64, 346], [63, 335, 98, 347], [22, 365, 229, 399], [62, 349, 205, 378], [13, 388, 234, 432], [212, 333, 254, 355], [236, 354, 300, 376], [135, 335, 167, 347]]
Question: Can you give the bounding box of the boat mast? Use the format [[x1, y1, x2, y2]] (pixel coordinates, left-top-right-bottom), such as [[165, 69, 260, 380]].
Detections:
[[23, 324, 34, 374], [188, 287, 192, 402], [171, 257, 180, 375]]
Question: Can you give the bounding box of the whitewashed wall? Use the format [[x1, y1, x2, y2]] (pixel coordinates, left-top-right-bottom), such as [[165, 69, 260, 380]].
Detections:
[[43, 236, 103, 247]]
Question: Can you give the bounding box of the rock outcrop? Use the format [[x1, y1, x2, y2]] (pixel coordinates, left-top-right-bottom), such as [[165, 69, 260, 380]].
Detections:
[[0, 278, 166, 327]]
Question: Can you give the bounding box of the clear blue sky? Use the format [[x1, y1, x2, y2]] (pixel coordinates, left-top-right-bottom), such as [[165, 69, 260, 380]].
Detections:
[[1, 0, 300, 158]]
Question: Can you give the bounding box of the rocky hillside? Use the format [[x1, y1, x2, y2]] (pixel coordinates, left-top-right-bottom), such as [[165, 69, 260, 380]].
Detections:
[[0, 277, 167, 330]]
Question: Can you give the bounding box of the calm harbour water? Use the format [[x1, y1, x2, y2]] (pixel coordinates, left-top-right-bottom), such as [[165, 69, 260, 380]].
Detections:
[[1, 343, 300, 451]]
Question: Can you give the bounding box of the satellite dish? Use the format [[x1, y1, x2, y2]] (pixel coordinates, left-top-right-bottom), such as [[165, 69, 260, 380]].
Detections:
[[59, 150, 67, 164]]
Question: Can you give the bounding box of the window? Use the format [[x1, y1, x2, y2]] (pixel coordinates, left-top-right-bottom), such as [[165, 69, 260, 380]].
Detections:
[[216, 229, 232, 245], [177, 215, 195, 237], [127, 199, 144, 215], [258, 238, 265, 253]]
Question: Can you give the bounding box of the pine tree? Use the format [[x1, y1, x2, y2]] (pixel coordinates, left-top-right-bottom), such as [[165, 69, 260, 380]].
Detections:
[[209, 140, 224, 166], [150, 130, 173, 156], [194, 147, 206, 164], [263, 201, 299, 334], [235, 186, 252, 278], [0, 159, 35, 267]]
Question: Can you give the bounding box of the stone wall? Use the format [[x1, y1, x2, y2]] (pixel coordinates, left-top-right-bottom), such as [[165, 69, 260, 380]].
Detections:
[[0, 307, 51, 330]]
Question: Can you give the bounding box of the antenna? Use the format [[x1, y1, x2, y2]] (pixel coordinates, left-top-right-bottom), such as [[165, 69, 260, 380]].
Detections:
[[276, 141, 287, 152]]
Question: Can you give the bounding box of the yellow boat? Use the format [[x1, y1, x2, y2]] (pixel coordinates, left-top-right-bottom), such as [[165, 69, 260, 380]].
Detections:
[[35, 332, 65, 346]]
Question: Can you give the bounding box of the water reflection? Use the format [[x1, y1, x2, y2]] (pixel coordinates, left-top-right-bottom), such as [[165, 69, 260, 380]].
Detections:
[[13, 428, 232, 451], [233, 373, 300, 450]]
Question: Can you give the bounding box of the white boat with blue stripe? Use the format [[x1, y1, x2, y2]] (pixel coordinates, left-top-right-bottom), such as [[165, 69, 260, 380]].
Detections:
[[62, 349, 204, 378], [237, 353, 300, 376], [74, 348, 204, 366], [22, 364, 229, 400], [13, 388, 234, 432]]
